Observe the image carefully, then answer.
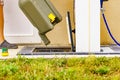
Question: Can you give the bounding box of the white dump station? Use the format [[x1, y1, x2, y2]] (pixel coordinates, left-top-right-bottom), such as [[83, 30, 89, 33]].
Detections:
[[75, 0, 100, 52]]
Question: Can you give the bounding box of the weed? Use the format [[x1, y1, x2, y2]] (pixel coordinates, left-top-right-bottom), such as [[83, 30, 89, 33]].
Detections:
[[94, 66, 110, 75], [0, 56, 119, 79], [0, 63, 19, 76]]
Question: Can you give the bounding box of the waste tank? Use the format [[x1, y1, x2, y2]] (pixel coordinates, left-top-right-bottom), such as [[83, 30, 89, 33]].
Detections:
[[19, 0, 62, 45]]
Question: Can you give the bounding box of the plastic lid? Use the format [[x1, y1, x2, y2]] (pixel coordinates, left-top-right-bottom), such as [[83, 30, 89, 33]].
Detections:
[[2, 48, 8, 53]]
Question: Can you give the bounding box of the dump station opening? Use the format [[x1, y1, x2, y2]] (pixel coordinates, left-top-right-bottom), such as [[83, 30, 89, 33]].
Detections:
[[33, 47, 72, 52]]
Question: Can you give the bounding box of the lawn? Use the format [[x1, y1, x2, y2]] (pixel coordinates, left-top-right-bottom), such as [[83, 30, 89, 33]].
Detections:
[[0, 56, 120, 80]]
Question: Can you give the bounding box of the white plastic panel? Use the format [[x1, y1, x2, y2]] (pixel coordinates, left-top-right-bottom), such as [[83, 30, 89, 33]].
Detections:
[[4, 0, 41, 43], [75, 0, 100, 52]]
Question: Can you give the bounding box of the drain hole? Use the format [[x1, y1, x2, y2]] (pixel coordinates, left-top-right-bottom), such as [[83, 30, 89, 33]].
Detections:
[[33, 47, 71, 52]]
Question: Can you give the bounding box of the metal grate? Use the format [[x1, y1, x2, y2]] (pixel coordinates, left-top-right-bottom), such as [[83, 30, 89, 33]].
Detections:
[[33, 47, 71, 52]]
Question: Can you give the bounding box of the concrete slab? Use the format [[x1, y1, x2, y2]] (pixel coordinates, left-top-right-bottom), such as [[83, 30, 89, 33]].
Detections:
[[18, 45, 120, 55], [1, 45, 120, 59]]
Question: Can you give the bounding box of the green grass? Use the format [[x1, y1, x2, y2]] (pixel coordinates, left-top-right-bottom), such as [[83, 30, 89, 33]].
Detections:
[[0, 56, 120, 80]]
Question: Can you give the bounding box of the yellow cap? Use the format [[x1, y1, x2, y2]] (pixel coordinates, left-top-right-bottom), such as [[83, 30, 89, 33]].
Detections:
[[48, 13, 56, 23]]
